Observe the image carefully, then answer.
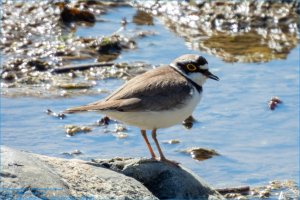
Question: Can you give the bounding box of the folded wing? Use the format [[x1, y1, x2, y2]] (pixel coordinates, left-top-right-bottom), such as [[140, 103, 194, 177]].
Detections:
[[65, 66, 192, 113]]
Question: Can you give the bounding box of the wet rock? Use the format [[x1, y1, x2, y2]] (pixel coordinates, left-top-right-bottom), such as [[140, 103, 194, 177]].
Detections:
[[97, 37, 122, 54], [163, 139, 180, 144], [133, 10, 154, 25], [64, 125, 92, 136], [250, 180, 299, 199], [112, 124, 128, 139], [182, 115, 196, 129], [94, 35, 136, 62], [114, 132, 128, 139], [180, 147, 220, 161], [62, 149, 83, 157], [60, 5, 96, 24], [1, 71, 17, 82], [268, 96, 283, 110], [46, 109, 66, 119], [114, 124, 127, 132], [56, 82, 93, 90], [0, 146, 157, 200], [71, 149, 82, 155], [1, 61, 150, 98], [90, 158, 224, 200], [217, 186, 250, 196], [76, 0, 129, 8], [27, 59, 49, 71], [97, 116, 110, 126]]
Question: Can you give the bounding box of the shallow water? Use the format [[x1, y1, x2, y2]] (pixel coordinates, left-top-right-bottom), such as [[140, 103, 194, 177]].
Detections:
[[1, 5, 299, 189]]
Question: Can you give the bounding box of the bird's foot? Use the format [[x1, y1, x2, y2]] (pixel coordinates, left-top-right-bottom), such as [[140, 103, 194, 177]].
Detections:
[[160, 157, 180, 167]]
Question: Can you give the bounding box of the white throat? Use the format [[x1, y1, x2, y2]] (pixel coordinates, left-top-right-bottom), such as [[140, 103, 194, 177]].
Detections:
[[170, 64, 207, 86]]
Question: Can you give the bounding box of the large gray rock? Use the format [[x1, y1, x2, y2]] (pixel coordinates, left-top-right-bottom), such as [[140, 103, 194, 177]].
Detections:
[[1, 146, 224, 200], [0, 146, 157, 200], [90, 158, 224, 200]]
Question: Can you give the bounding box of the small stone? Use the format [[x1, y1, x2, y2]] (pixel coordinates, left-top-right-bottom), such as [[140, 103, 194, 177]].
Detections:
[[268, 96, 283, 110], [115, 132, 128, 139], [56, 82, 92, 90], [163, 139, 180, 144], [114, 124, 127, 132], [1, 71, 17, 81], [71, 150, 82, 155], [64, 125, 92, 136], [180, 147, 219, 161], [259, 189, 270, 198], [97, 116, 110, 126], [46, 109, 66, 119], [271, 97, 282, 104], [182, 115, 196, 129], [268, 100, 278, 110]]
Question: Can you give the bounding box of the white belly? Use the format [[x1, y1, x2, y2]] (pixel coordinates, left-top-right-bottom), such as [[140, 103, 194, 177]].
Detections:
[[103, 92, 202, 130]]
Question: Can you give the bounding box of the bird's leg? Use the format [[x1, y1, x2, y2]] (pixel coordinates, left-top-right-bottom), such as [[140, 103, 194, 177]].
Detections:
[[151, 129, 179, 166], [141, 130, 156, 159]]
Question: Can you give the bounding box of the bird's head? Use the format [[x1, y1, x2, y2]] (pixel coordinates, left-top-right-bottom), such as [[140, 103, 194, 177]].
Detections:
[[170, 54, 219, 86]]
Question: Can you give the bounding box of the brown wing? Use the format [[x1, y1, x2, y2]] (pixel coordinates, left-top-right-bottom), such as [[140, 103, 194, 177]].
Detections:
[[65, 66, 193, 113]]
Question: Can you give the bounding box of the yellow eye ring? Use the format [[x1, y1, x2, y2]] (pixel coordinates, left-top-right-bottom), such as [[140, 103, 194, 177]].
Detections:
[[186, 64, 197, 71]]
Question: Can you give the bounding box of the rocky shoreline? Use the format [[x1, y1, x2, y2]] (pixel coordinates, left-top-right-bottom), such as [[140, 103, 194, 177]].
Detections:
[[0, 146, 224, 200]]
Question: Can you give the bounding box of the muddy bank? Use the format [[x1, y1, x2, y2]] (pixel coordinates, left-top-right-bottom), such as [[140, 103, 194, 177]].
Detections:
[[132, 0, 299, 63]]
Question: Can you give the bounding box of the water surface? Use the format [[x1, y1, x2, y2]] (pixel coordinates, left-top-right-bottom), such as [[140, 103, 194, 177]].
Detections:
[[1, 6, 299, 188]]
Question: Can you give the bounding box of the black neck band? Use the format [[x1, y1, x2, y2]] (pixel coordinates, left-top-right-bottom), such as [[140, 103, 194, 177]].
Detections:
[[170, 66, 203, 93], [188, 78, 203, 93]]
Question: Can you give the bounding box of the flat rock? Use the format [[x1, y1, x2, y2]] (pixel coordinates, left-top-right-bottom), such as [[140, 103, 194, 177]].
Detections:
[[0, 146, 157, 200]]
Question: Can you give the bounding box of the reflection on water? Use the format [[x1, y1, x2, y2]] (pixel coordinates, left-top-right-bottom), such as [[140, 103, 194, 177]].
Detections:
[[132, 10, 154, 26], [198, 31, 298, 62], [133, 0, 299, 63]]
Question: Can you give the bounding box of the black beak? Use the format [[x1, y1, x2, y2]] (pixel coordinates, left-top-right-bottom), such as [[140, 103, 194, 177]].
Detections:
[[205, 70, 219, 81]]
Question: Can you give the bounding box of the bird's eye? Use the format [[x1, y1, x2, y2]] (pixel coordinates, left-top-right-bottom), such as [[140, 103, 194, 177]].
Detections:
[[186, 64, 197, 72]]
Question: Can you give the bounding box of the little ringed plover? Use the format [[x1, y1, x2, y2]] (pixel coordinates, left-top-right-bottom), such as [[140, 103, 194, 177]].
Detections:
[[65, 54, 219, 165]]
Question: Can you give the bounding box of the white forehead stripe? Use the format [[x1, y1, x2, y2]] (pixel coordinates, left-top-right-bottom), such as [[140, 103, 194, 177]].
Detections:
[[200, 63, 208, 70]]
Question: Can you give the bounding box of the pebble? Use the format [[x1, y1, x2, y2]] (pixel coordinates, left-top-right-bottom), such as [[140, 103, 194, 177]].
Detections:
[[114, 124, 127, 132], [180, 147, 219, 161], [163, 139, 180, 144], [64, 125, 92, 136], [268, 96, 283, 110], [115, 132, 128, 139]]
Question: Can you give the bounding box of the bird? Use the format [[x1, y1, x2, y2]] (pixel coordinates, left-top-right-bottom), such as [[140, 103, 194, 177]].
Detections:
[[65, 54, 219, 165]]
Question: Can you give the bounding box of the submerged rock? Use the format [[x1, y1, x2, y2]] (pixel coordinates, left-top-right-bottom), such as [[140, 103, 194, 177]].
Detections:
[[268, 96, 283, 110], [64, 125, 92, 136], [59, 4, 96, 24], [180, 147, 220, 161]]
